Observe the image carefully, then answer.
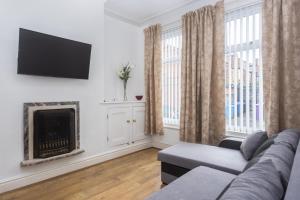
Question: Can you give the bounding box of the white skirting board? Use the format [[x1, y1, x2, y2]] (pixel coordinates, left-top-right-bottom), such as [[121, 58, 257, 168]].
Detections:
[[0, 142, 153, 193]]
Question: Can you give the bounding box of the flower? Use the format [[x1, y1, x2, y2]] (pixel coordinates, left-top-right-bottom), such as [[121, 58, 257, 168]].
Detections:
[[117, 63, 134, 81]]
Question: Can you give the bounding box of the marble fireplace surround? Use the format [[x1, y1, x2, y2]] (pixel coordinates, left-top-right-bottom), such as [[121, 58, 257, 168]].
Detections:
[[21, 101, 84, 167]]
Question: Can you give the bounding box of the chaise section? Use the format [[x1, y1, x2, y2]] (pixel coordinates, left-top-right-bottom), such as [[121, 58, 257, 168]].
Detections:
[[158, 142, 247, 183], [146, 166, 236, 200], [150, 129, 300, 199]]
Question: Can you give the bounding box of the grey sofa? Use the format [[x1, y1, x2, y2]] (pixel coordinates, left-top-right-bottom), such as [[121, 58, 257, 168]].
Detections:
[[147, 129, 300, 200]]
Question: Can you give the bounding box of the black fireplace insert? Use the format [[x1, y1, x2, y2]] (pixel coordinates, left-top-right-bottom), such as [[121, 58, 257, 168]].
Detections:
[[33, 108, 76, 158]]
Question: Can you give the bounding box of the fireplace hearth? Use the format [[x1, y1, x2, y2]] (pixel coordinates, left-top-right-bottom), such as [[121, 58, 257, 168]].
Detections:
[[21, 101, 84, 166]]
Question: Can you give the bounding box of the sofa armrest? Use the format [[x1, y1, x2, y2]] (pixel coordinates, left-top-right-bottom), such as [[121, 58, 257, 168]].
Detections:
[[218, 137, 244, 150]]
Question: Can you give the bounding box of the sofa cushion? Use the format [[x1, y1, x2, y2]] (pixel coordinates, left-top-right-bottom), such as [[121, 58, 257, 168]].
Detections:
[[243, 151, 265, 171], [243, 134, 279, 171], [284, 139, 300, 200], [252, 134, 278, 158], [216, 179, 234, 199], [146, 166, 236, 200], [240, 131, 268, 160], [158, 142, 247, 175], [260, 143, 295, 188], [220, 159, 284, 200], [275, 129, 300, 152]]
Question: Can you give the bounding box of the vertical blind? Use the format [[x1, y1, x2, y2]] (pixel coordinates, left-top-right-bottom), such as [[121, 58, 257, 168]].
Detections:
[[162, 25, 182, 126], [225, 3, 264, 135]]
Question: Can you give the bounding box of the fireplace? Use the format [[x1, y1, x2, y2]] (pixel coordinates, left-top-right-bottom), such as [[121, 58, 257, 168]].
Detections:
[[33, 109, 76, 158], [22, 102, 84, 166]]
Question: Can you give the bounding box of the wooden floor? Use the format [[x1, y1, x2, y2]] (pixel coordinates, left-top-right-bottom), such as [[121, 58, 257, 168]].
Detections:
[[0, 148, 162, 200]]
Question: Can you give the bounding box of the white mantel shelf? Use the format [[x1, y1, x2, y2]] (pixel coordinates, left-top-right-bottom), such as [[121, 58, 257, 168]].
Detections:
[[100, 100, 145, 104]]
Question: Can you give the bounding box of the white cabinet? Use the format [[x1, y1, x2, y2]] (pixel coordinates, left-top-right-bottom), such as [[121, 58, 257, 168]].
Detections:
[[107, 107, 132, 146], [132, 106, 146, 142], [103, 101, 147, 147]]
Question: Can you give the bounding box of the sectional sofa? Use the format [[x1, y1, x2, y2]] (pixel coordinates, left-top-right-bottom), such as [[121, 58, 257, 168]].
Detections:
[[147, 129, 300, 200]]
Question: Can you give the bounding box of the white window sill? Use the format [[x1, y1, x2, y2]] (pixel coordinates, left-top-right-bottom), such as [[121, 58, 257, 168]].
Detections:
[[164, 124, 180, 130], [225, 131, 247, 139]]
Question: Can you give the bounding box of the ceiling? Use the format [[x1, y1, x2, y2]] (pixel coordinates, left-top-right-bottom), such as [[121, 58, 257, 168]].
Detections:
[[105, 0, 197, 25]]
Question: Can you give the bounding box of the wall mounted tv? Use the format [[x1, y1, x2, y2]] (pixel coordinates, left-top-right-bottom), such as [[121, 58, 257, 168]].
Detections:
[[18, 28, 92, 79]]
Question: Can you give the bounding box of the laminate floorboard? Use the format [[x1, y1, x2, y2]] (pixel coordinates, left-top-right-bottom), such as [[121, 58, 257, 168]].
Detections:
[[0, 148, 162, 200]]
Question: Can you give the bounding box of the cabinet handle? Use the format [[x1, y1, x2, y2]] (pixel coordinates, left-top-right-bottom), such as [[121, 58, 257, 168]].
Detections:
[[133, 119, 136, 123], [126, 120, 131, 123]]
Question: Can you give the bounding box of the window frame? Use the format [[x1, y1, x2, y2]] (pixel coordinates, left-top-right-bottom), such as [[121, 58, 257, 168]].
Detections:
[[161, 24, 182, 128], [224, 3, 264, 136]]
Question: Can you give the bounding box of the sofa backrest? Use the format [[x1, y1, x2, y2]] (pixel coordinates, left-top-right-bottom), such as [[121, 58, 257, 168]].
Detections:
[[284, 138, 300, 200], [220, 129, 300, 200]]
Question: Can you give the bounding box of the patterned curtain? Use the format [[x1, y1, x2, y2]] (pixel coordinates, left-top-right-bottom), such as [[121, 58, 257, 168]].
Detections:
[[262, 0, 300, 135], [144, 24, 164, 135], [180, 1, 225, 145]]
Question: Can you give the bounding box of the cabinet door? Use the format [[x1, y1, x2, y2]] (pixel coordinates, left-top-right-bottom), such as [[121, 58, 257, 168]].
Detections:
[[132, 106, 146, 141], [107, 107, 131, 146]]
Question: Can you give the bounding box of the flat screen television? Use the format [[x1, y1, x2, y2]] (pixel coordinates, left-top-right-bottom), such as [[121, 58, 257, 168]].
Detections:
[[18, 28, 92, 79]]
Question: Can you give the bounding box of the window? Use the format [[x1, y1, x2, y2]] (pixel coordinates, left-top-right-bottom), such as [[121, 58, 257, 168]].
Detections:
[[162, 25, 182, 126], [225, 3, 264, 136]]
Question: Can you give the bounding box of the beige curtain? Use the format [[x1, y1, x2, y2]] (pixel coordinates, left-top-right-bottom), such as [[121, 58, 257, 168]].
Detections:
[[180, 1, 225, 145], [263, 0, 300, 135], [144, 24, 164, 135]]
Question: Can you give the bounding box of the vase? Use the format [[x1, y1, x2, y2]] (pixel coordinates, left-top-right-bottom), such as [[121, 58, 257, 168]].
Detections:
[[123, 80, 128, 101]]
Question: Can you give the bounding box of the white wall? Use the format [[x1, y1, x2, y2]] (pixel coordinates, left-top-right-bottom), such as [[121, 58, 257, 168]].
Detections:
[[0, 0, 106, 182], [104, 15, 144, 102], [0, 0, 148, 192], [0, 0, 149, 191]]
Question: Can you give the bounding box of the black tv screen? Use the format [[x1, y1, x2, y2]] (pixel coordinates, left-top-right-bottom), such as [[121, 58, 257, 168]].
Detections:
[[18, 28, 92, 79]]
